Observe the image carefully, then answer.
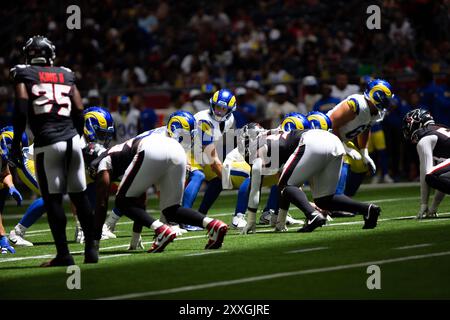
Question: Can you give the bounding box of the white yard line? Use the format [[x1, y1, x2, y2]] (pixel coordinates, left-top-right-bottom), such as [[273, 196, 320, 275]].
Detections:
[[101, 254, 131, 260], [184, 251, 227, 257], [394, 244, 432, 250], [99, 250, 450, 300], [286, 247, 328, 254]]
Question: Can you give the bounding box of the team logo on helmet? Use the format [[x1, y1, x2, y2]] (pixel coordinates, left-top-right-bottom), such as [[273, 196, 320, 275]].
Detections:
[[364, 79, 394, 111], [280, 113, 311, 132], [209, 89, 237, 122], [307, 111, 332, 131], [166, 111, 196, 147], [83, 106, 114, 146]]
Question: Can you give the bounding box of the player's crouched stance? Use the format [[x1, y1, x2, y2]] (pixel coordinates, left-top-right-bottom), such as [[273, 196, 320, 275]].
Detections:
[[92, 113, 228, 253], [403, 109, 450, 219], [240, 125, 381, 233]]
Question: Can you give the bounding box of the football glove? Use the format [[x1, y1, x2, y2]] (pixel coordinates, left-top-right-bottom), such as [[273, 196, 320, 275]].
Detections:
[[1, 236, 16, 254], [417, 204, 428, 219], [241, 210, 256, 234], [9, 186, 22, 206], [343, 143, 362, 160], [361, 148, 376, 175]]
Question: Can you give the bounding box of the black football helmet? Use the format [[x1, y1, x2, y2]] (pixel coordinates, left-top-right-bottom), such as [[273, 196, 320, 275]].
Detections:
[[23, 35, 56, 65], [402, 108, 435, 142], [237, 123, 266, 159]]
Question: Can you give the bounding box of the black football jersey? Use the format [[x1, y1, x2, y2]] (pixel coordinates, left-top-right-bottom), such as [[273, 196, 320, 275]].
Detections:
[[261, 129, 306, 168], [90, 136, 143, 181], [10, 64, 78, 147], [415, 124, 450, 159]]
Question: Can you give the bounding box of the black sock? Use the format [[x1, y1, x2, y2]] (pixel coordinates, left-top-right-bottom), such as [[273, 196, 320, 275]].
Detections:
[[163, 204, 205, 227], [69, 191, 94, 243], [132, 221, 144, 233], [116, 196, 155, 228], [198, 178, 223, 215], [44, 194, 70, 257], [282, 186, 316, 219], [314, 194, 370, 215]]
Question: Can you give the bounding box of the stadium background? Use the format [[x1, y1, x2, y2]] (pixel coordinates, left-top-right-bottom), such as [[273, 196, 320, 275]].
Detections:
[[0, 0, 449, 184]]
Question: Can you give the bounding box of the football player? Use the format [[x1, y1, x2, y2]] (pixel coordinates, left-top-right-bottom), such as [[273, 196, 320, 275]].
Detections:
[[91, 111, 228, 252], [181, 89, 236, 230], [9, 36, 96, 266], [327, 79, 395, 179], [402, 108, 449, 218], [238, 123, 381, 234], [7, 107, 115, 246]]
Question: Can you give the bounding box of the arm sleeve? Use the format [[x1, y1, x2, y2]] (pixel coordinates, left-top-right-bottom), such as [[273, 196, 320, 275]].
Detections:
[[248, 157, 263, 211], [417, 135, 438, 207]]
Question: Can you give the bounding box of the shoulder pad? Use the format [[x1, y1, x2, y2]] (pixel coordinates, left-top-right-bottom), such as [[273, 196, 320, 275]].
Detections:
[[347, 97, 360, 114]]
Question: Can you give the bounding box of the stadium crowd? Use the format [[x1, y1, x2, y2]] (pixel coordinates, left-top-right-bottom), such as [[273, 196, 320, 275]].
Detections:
[[0, 0, 449, 182]]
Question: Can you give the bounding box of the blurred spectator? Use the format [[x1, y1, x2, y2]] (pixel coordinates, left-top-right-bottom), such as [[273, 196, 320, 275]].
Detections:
[[389, 12, 414, 42], [133, 94, 157, 133], [300, 75, 321, 113], [313, 83, 340, 113], [86, 89, 102, 107], [233, 87, 256, 128], [266, 84, 297, 128], [245, 80, 267, 123], [331, 73, 359, 101], [417, 68, 445, 123], [111, 95, 141, 145]]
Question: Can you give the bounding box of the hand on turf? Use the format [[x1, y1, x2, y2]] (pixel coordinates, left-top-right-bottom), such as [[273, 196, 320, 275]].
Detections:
[[241, 221, 256, 234], [417, 204, 428, 219], [9, 186, 22, 206], [274, 222, 288, 232]]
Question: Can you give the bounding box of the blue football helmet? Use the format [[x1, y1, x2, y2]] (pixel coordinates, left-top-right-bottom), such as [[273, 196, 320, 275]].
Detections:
[[0, 126, 28, 162], [209, 89, 237, 122], [280, 113, 311, 132], [166, 111, 196, 147], [364, 79, 394, 111], [83, 106, 115, 147], [307, 111, 332, 131]]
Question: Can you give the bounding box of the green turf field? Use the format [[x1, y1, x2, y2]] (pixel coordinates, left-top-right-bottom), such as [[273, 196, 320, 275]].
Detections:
[[1, 184, 450, 300]]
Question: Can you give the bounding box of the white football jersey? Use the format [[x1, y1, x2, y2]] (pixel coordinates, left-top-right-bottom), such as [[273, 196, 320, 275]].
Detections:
[[327, 94, 381, 141], [194, 110, 235, 161], [112, 107, 141, 145]]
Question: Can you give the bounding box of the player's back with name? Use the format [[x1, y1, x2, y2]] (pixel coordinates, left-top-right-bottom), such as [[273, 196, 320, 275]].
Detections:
[[265, 129, 307, 166], [415, 124, 450, 159], [10, 64, 77, 147]]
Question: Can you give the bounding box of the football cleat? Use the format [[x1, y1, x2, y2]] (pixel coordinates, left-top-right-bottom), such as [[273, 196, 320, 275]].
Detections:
[[363, 204, 381, 229], [102, 224, 117, 239], [41, 254, 75, 267], [148, 225, 177, 253], [171, 224, 188, 236], [232, 213, 247, 229], [9, 230, 33, 247], [205, 220, 228, 249], [84, 240, 99, 264], [259, 210, 272, 225], [286, 214, 304, 225], [180, 224, 204, 231], [297, 211, 327, 233]]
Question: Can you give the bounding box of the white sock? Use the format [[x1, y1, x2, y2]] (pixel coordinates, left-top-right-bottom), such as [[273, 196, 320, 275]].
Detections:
[[15, 223, 28, 236], [130, 232, 141, 247], [202, 217, 214, 228], [105, 211, 121, 228], [278, 209, 288, 226], [150, 220, 164, 230]]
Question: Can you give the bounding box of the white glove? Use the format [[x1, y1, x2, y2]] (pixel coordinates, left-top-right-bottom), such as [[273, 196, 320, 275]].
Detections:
[[242, 210, 256, 234], [417, 204, 428, 219], [343, 143, 362, 160], [361, 148, 376, 175]]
